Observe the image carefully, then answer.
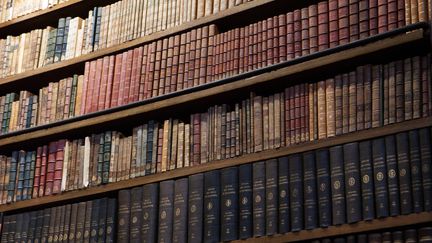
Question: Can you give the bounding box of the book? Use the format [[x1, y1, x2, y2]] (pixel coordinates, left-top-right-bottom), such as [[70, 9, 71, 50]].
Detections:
[[203, 170, 220, 242], [329, 145, 346, 225], [158, 180, 174, 243], [188, 173, 204, 243]]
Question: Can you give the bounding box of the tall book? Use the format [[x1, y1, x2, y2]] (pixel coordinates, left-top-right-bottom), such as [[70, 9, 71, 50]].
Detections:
[[343, 142, 361, 223], [188, 173, 204, 243], [173, 178, 188, 243], [329, 145, 346, 225], [203, 170, 220, 242], [252, 161, 266, 236], [316, 149, 331, 227], [238, 164, 252, 239], [158, 180, 174, 243]]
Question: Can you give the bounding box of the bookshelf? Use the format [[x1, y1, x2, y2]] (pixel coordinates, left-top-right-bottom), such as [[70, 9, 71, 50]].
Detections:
[[0, 0, 431, 241]]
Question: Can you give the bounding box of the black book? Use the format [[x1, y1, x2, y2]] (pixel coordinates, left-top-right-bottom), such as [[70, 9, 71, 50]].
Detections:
[[7, 214, 16, 242], [188, 173, 204, 243], [1, 215, 9, 242], [41, 208, 51, 243], [97, 198, 108, 243], [220, 167, 238, 241], [359, 140, 375, 220], [316, 149, 331, 227], [419, 227, 432, 242], [54, 18, 66, 63], [90, 199, 100, 243], [278, 157, 290, 233], [69, 203, 79, 242], [57, 206, 65, 243], [158, 180, 175, 243], [102, 131, 112, 184], [303, 152, 318, 230], [343, 142, 362, 223], [28, 211, 37, 242], [385, 135, 400, 216], [396, 132, 412, 214], [106, 198, 117, 243], [392, 231, 403, 242], [23, 152, 32, 200], [141, 183, 159, 243], [419, 128, 432, 211], [15, 213, 23, 242], [48, 207, 57, 243], [404, 229, 418, 242], [238, 164, 253, 239], [253, 161, 266, 236], [130, 187, 143, 242], [265, 159, 278, 235], [84, 200, 93, 242], [63, 204, 72, 243], [203, 170, 220, 242], [117, 189, 131, 242], [329, 145, 346, 225], [288, 154, 303, 231], [409, 130, 424, 212], [21, 212, 29, 243], [372, 137, 390, 218], [173, 178, 188, 243], [7, 151, 19, 203], [357, 234, 368, 242]]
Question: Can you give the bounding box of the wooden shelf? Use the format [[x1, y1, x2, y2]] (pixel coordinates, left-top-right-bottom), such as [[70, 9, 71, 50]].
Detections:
[[232, 212, 432, 242], [0, 117, 430, 213], [0, 28, 426, 148], [0, 0, 276, 88], [0, 0, 119, 38]]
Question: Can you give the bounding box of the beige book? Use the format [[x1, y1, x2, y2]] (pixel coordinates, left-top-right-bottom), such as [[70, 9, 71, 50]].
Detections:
[[51, 82, 59, 122], [157, 0, 165, 32], [326, 79, 336, 137], [74, 19, 84, 57], [61, 140, 70, 191], [177, 122, 185, 169], [126, 136, 133, 180], [145, 0, 154, 35], [161, 119, 170, 172], [106, 4, 115, 47], [184, 123, 190, 167], [132, 0, 141, 39], [117, 0, 126, 43], [170, 119, 179, 170], [74, 75, 84, 117], [17, 33, 26, 74], [22, 31, 31, 72], [65, 17, 78, 59], [10, 101, 20, 131], [220, 0, 228, 11], [140, 0, 149, 37], [205, 0, 213, 16], [191, 0, 198, 20], [213, 0, 220, 14], [228, 0, 235, 8], [33, 29, 43, 69], [37, 88, 43, 125], [37, 27, 50, 68], [268, 95, 275, 149], [83, 136, 91, 187], [166, 0, 173, 28], [85, 10, 94, 54], [274, 92, 281, 148], [109, 131, 117, 183], [182, 0, 189, 24]]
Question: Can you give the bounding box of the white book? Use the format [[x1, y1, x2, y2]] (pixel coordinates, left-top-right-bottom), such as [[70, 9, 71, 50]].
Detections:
[[65, 17, 78, 59], [83, 136, 91, 187], [61, 140, 70, 191], [74, 19, 84, 57]]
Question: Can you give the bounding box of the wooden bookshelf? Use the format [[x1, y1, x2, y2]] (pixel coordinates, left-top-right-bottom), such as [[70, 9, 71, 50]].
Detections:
[[0, 0, 278, 89], [0, 117, 430, 213], [232, 212, 432, 242], [0, 27, 425, 148]]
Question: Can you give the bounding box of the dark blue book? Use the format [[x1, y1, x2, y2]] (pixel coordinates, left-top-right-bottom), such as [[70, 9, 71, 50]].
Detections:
[[145, 121, 155, 175], [203, 170, 220, 243], [288, 154, 303, 231], [277, 157, 290, 233], [359, 140, 375, 220], [130, 187, 143, 242], [409, 130, 424, 212], [16, 151, 26, 201], [90, 199, 100, 243], [396, 132, 412, 214], [97, 198, 108, 243], [252, 161, 266, 236], [7, 151, 19, 203], [173, 178, 188, 243], [141, 183, 159, 243], [265, 159, 278, 235], [385, 135, 400, 216], [372, 137, 390, 218], [106, 198, 117, 243], [23, 151, 32, 200], [188, 173, 204, 243], [343, 142, 361, 223], [404, 229, 418, 242], [220, 167, 238, 241], [391, 231, 403, 242], [316, 149, 331, 227], [117, 190, 131, 242], [238, 164, 252, 239], [419, 128, 432, 211], [329, 145, 346, 225], [357, 234, 368, 242], [158, 180, 174, 243], [303, 152, 318, 229]]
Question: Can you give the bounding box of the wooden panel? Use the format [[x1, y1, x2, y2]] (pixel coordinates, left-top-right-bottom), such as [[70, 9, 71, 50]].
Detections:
[[232, 212, 432, 242], [0, 29, 424, 147], [0, 0, 276, 87], [0, 117, 430, 212]]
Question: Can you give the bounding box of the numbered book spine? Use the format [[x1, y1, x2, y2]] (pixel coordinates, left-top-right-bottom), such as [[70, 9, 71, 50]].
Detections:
[[330, 145, 346, 225], [220, 167, 238, 241], [173, 178, 188, 243], [359, 140, 375, 220], [409, 130, 423, 212], [203, 170, 220, 242], [158, 180, 174, 243], [289, 154, 303, 231], [238, 164, 252, 239], [129, 187, 143, 242], [316, 149, 331, 227]]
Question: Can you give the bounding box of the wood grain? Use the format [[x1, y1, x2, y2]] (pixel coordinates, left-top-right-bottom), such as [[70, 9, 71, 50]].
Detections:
[[0, 30, 424, 147], [232, 212, 432, 242], [0, 117, 430, 212]]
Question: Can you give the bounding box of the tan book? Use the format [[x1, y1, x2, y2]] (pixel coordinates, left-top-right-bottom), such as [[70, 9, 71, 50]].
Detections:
[[308, 83, 315, 141], [170, 119, 179, 170], [33, 29, 43, 69], [205, 0, 213, 16], [220, 0, 228, 11], [228, 0, 235, 8], [183, 0, 190, 23], [108, 131, 117, 183], [74, 75, 84, 117], [49, 82, 58, 123], [161, 119, 170, 172], [200, 113, 208, 163], [158, 0, 167, 32], [177, 122, 185, 168], [190, 0, 198, 20], [176, 0, 182, 26], [17, 33, 26, 74], [139, 0, 149, 36], [106, 4, 115, 47], [145, 0, 154, 35], [213, 0, 220, 14], [134, 0, 143, 39], [131, 127, 138, 178], [262, 96, 269, 150], [268, 94, 275, 149], [10, 101, 20, 131], [184, 123, 191, 167], [197, 0, 205, 18], [326, 78, 336, 137], [117, 136, 124, 181], [253, 95, 263, 152], [279, 91, 286, 147], [56, 78, 67, 121], [126, 136, 133, 180], [317, 81, 327, 139]]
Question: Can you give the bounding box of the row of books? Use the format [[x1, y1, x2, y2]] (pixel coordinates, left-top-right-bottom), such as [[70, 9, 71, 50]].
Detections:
[[0, 197, 117, 243], [115, 127, 432, 242], [0, 0, 428, 79], [0, 0, 68, 23], [309, 227, 432, 243], [0, 0, 254, 78], [0, 35, 429, 135]]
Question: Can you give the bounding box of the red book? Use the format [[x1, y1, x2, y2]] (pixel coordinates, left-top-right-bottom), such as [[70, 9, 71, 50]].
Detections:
[[308, 5, 319, 53], [130, 47, 143, 103], [145, 42, 156, 99], [272, 16, 279, 64], [239, 26, 246, 74], [53, 139, 66, 194], [228, 29, 235, 76], [293, 9, 302, 58], [377, 0, 388, 33], [223, 31, 230, 77], [80, 62, 90, 115], [278, 14, 287, 62], [244, 25, 251, 72], [286, 12, 294, 60], [349, 0, 359, 41], [388, 0, 398, 30], [96, 57, 108, 112], [122, 49, 133, 105], [171, 35, 180, 91], [45, 142, 57, 196], [301, 7, 310, 56], [104, 55, 115, 109], [303, 83, 309, 142], [183, 32, 191, 89], [199, 26, 209, 85], [192, 113, 201, 166], [86, 60, 97, 114], [266, 17, 274, 66], [289, 86, 296, 144], [338, 0, 349, 44], [369, 0, 378, 35], [257, 21, 264, 68], [294, 84, 301, 143], [39, 145, 48, 197], [188, 29, 197, 88], [165, 36, 174, 94], [213, 32, 221, 80], [110, 53, 123, 108], [252, 23, 259, 70], [139, 44, 149, 101], [318, 1, 329, 50], [153, 40, 163, 97], [206, 25, 216, 83], [117, 51, 128, 106], [359, 0, 369, 39], [177, 33, 187, 91], [421, 55, 431, 117], [247, 25, 254, 71], [32, 146, 42, 198]]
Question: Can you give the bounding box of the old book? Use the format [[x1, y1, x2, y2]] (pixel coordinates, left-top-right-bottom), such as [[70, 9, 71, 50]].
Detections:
[[117, 189, 130, 242], [141, 183, 159, 242], [188, 173, 204, 242], [203, 170, 220, 242], [329, 145, 346, 225], [172, 178, 188, 243], [348, 71, 357, 132]]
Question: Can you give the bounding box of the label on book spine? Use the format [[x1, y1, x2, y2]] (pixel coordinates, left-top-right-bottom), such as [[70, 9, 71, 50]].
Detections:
[[221, 167, 239, 241], [289, 154, 303, 231], [316, 149, 331, 227], [409, 130, 424, 212], [239, 164, 252, 239], [252, 161, 266, 236], [330, 145, 346, 225]]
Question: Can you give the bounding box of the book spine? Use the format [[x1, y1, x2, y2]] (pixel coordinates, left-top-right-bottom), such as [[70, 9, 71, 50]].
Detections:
[[238, 164, 252, 239], [316, 149, 332, 227], [419, 128, 432, 211], [373, 137, 390, 217], [330, 145, 346, 225], [188, 173, 203, 243], [358, 140, 375, 220], [158, 180, 174, 243], [173, 178, 188, 243], [252, 161, 266, 236], [385, 135, 400, 216], [409, 130, 423, 212], [203, 170, 220, 242], [288, 154, 303, 231], [343, 142, 361, 223], [141, 183, 159, 242], [117, 189, 130, 242], [303, 152, 318, 229], [129, 187, 142, 242]]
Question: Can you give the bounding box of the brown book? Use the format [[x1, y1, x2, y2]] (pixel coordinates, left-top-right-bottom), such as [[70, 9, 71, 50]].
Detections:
[[253, 95, 263, 152], [404, 58, 413, 121], [156, 128, 164, 173], [104, 55, 115, 109], [302, 83, 309, 142], [184, 123, 191, 168], [39, 145, 48, 197], [171, 35, 180, 92], [410, 0, 419, 24], [132, 47, 143, 102], [363, 65, 373, 129], [372, 64, 383, 127], [272, 16, 280, 65], [274, 93, 281, 148], [144, 43, 155, 99], [110, 54, 122, 108], [369, 0, 378, 35], [170, 119, 179, 170], [356, 66, 365, 130], [338, 0, 349, 44], [383, 64, 390, 125], [45, 142, 57, 196], [348, 71, 357, 132], [388, 0, 398, 30], [177, 33, 187, 91], [233, 28, 241, 77], [278, 14, 287, 63], [421, 55, 431, 117], [187, 29, 198, 88], [161, 119, 171, 172], [397, 0, 405, 27], [359, 0, 369, 39], [388, 61, 397, 124], [318, 1, 329, 51], [349, 0, 359, 41], [308, 83, 316, 140], [300, 8, 310, 56], [377, 0, 388, 33], [152, 40, 163, 97], [268, 95, 275, 149], [294, 85, 302, 143], [85, 60, 97, 114], [308, 5, 319, 53], [286, 12, 294, 60], [32, 147, 43, 198], [98, 56, 110, 111], [201, 113, 209, 162], [199, 26, 209, 85], [412, 56, 421, 119], [192, 113, 201, 165], [91, 58, 103, 113], [265, 18, 274, 66], [262, 96, 269, 150], [317, 80, 327, 139], [123, 50, 134, 105], [286, 87, 294, 145], [293, 9, 302, 58], [342, 73, 350, 133], [325, 78, 336, 137], [159, 38, 169, 95]]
